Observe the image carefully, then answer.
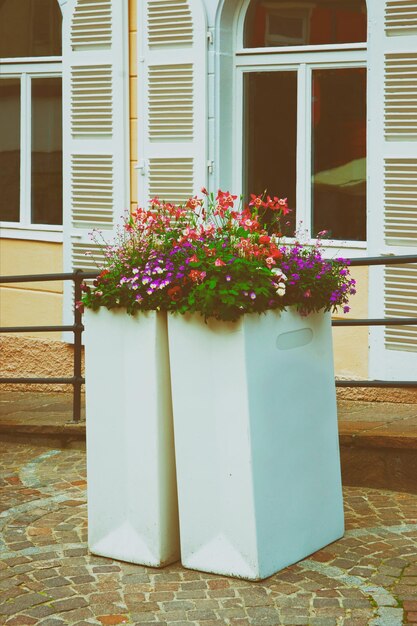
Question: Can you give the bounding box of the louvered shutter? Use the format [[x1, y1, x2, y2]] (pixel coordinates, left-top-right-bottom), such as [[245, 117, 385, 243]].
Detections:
[[137, 0, 207, 205], [62, 0, 129, 326], [368, 0, 417, 379]]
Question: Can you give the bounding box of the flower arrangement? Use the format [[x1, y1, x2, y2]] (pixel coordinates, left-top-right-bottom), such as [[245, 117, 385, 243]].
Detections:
[[80, 190, 356, 321]]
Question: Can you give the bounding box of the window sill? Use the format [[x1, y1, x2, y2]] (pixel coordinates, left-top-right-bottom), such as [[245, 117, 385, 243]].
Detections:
[[280, 237, 367, 258], [0, 225, 63, 243]]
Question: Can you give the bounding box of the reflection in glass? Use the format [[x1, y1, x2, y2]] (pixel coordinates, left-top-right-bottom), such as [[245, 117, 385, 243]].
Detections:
[[31, 78, 62, 225], [0, 0, 62, 58], [311, 68, 366, 241], [244, 0, 366, 48], [244, 72, 297, 235], [0, 79, 20, 222]]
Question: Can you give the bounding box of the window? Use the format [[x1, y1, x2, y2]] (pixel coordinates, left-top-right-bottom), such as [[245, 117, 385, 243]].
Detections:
[[237, 0, 367, 244], [0, 0, 62, 238]]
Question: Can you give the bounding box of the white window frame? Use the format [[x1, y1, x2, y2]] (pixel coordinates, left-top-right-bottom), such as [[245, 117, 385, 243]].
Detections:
[[233, 4, 368, 255], [0, 57, 63, 242]]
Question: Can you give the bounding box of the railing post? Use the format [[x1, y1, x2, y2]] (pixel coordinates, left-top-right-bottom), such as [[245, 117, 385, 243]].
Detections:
[[72, 270, 84, 423]]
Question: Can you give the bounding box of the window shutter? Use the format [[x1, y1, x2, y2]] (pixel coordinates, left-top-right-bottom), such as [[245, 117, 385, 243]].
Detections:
[[137, 0, 208, 206], [368, 1, 417, 379], [62, 0, 129, 325]]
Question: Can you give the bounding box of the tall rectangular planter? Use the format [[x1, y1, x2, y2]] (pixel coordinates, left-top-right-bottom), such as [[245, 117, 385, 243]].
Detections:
[[168, 308, 344, 580], [84, 308, 180, 567]]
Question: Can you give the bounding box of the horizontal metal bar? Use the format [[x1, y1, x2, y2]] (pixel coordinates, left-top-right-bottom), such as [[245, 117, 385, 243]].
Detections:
[[348, 254, 417, 267], [0, 325, 77, 333], [0, 272, 90, 284], [0, 256, 416, 286], [0, 377, 85, 384], [332, 317, 417, 327], [336, 380, 417, 388]]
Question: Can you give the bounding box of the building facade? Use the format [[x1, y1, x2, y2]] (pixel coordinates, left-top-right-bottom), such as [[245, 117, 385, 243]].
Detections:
[[0, 0, 416, 385]]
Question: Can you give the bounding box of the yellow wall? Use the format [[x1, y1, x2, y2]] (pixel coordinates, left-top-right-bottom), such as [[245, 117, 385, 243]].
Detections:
[[0, 239, 63, 339], [332, 266, 368, 379]]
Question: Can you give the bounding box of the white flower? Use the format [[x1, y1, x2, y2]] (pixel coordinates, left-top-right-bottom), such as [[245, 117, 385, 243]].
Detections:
[[271, 268, 287, 282], [276, 282, 286, 297]]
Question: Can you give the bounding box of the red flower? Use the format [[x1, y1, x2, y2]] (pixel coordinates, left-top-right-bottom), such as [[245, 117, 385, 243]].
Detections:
[[168, 286, 182, 301], [189, 269, 206, 282], [259, 235, 270, 244], [216, 190, 237, 208], [249, 194, 266, 209], [269, 246, 282, 259]]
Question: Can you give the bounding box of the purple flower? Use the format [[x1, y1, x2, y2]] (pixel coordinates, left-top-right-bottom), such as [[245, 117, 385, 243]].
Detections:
[[343, 306, 350, 313]]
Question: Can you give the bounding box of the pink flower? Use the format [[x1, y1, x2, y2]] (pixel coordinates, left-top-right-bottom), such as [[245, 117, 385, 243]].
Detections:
[[186, 196, 202, 210], [215, 258, 226, 266]]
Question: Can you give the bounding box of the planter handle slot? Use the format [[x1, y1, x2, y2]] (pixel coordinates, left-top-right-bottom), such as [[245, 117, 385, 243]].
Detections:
[[276, 328, 313, 350]]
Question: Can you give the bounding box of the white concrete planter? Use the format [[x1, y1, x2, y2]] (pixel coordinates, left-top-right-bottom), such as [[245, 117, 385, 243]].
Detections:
[[84, 308, 180, 567], [168, 308, 344, 580]]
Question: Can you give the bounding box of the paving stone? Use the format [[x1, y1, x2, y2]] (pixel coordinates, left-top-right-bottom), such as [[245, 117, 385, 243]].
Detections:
[[246, 606, 282, 624], [0, 593, 49, 615], [27, 605, 60, 619], [51, 596, 89, 612], [186, 609, 217, 620], [97, 616, 130, 625], [44, 575, 72, 588], [4, 616, 38, 626], [0, 439, 416, 626], [175, 590, 206, 600]]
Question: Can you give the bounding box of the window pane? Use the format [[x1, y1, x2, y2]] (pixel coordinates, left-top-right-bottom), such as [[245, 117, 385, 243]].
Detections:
[[244, 0, 366, 48], [31, 78, 62, 225], [244, 72, 297, 235], [311, 68, 366, 241], [0, 0, 61, 58], [0, 79, 20, 222]]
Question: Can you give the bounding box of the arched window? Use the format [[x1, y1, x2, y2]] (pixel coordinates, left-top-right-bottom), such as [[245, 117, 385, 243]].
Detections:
[[0, 0, 62, 236], [237, 0, 367, 243], [244, 0, 366, 48]]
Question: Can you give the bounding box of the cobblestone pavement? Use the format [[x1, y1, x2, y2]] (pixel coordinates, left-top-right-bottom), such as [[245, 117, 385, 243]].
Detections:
[[0, 442, 416, 626]]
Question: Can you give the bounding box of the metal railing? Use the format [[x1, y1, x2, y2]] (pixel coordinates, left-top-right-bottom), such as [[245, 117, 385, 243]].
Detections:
[[0, 254, 416, 423], [0, 270, 88, 423]]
